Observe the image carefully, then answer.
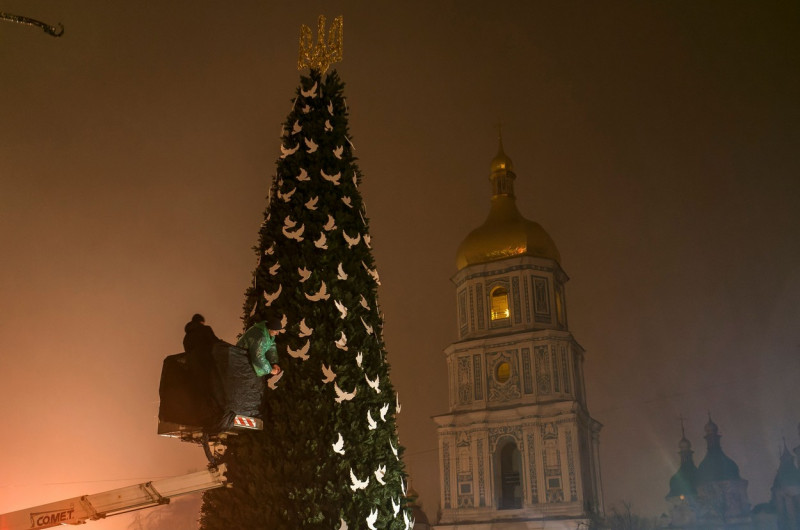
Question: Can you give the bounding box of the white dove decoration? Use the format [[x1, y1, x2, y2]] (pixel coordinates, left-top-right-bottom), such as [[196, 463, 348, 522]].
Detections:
[[291, 120, 302, 134], [305, 196, 318, 210], [284, 215, 296, 228], [359, 295, 370, 310], [280, 142, 299, 158], [267, 370, 284, 390], [323, 214, 337, 231], [269, 263, 280, 275], [334, 299, 348, 319], [367, 410, 377, 430], [396, 393, 402, 414], [305, 281, 329, 301], [327, 100, 334, 115], [356, 351, 363, 368], [353, 173, 358, 186], [287, 339, 310, 361], [263, 285, 282, 306], [280, 314, 288, 329], [324, 119, 333, 131], [342, 230, 361, 248], [248, 302, 257, 318], [374, 464, 386, 485], [322, 363, 336, 384], [334, 382, 356, 403], [402, 477, 407, 496], [334, 331, 348, 350], [321, 169, 341, 185], [333, 145, 344, 159], [298, 318, 313, 337], [364, 234, 372, 248], [380, 402, 390, 421], [314, 233, 328, 250], [392, 498, 401, 516], [302, 104, 311, 113], [390, 440, 398, 459], [359, 209, 367, 225], [298, 267, 312, 282], [297, 168, 310, 181], [361, 261, 381, 284], [365, 373, 381, 394], [282, 223, 305, 241], [332, 432, 345, 455], [304, 137, 318, 153], [336, 262, 348, 281], [338, 517, 348, 530], [341, 196, 353, 208], [366, 508, 378, 530], [403, 510, 411, 530], [300, 80, 317, 97], [281, 186, 296, 202], [360, 316, 373, 335], [264, 243, 274, 255], [349, 468, 369, 491]]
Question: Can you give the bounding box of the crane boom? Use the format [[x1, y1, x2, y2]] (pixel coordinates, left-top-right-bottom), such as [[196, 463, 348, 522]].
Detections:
[[0, 464, 227, 530]]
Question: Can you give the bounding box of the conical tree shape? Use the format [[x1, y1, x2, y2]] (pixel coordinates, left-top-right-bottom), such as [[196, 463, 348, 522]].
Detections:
[[200, 69, 411, 529]]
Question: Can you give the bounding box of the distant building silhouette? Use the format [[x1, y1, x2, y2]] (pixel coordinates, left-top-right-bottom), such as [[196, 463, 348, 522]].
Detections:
[[664, 418, 800, 530]]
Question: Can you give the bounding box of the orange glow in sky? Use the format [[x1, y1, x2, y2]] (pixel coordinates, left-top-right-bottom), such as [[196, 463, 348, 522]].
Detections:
[[1, 1, 798, 528]]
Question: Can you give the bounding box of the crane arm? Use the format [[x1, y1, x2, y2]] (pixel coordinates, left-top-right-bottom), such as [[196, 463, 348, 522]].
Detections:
[[0, 464, 227, 530]]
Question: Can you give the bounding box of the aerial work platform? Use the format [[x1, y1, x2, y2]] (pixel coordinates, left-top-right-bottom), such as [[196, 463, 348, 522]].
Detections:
[[157, 342, 266, 463], [0, 341, 268, 529]]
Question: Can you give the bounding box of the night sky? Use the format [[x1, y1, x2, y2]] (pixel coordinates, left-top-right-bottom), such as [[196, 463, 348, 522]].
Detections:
[[1, 2, 798, 528]]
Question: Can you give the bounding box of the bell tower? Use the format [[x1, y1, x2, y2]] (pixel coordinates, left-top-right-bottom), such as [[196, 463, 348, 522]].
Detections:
[[433, 139, 603, 529]]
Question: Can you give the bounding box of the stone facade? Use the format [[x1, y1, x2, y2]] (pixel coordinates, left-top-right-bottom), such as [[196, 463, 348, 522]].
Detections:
[[434, 257, 602, 528]]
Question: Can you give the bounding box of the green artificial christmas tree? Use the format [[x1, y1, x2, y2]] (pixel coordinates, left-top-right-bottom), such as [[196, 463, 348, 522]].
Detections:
[[200, 16, 411, 530]]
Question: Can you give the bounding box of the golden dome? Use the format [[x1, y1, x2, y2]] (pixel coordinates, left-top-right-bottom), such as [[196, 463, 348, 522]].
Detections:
[[456, 140, 560, 271], [490, 145, 514, 174]]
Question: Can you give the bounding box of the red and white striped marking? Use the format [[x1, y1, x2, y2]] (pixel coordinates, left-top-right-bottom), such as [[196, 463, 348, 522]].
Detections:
[[233, 415, 262, 430]]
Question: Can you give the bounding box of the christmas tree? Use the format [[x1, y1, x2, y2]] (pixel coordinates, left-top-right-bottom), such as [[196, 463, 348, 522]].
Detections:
[[200, 17, 411, 530]]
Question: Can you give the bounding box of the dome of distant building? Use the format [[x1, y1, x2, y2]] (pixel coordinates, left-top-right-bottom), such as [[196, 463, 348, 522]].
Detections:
[[667, 432, 698, 499], [697, 416, 742, 483], [456, 139, 560, 270], [406, 483, 431, 529]]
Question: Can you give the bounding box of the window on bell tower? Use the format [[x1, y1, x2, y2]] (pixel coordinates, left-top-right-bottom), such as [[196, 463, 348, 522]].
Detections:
[[490, 287, 510, 321]]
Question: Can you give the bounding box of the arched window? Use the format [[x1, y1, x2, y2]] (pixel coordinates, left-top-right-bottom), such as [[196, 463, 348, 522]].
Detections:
[[495, 439, 523, 509], [490, 287, 510, 321]]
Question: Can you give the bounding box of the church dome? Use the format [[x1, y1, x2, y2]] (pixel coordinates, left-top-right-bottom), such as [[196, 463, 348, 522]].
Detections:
[[667, 431, 698, 499], [697, 417, 742, 483], [490, 147, 514, 174], [456, 139, 560, 271], [772, 443, 800, 491]]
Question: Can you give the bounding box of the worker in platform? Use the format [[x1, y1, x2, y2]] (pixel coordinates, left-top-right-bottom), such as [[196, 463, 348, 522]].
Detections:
[[183, 313, 220, 359], [182, 313, 222, 423], [237, 316, 283, 377]]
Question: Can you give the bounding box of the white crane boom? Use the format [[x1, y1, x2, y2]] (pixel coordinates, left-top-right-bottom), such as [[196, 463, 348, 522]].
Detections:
[[0, 464, 227, 530]]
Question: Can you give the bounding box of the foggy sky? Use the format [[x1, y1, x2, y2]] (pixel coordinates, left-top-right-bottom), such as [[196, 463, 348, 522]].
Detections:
[[1, 1, 798, 528]]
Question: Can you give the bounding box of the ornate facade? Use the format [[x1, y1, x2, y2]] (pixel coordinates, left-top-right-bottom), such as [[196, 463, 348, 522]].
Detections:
[[433, 140, 603, 529]]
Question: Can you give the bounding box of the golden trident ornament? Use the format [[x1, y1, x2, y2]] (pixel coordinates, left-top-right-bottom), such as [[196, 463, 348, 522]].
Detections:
[[298, 15, 343, 74]]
